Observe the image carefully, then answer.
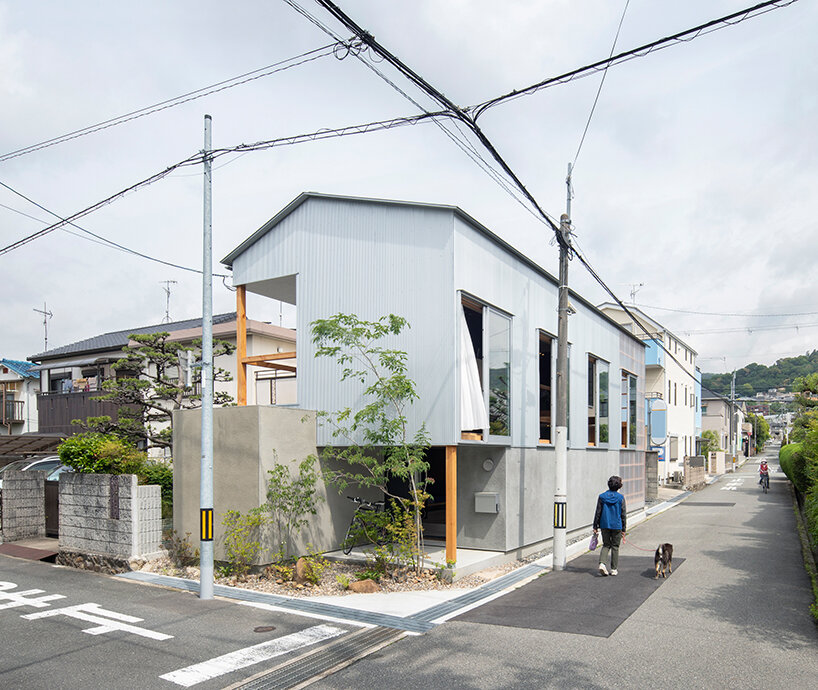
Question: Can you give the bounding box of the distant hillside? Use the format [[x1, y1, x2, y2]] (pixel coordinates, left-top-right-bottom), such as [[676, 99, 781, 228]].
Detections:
[[702, 350, 818, 396]]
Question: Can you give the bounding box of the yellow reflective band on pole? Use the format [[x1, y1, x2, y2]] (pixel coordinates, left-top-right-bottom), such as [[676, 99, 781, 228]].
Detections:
[[201, 508, 213, 541], [554, 501, 566, 529]]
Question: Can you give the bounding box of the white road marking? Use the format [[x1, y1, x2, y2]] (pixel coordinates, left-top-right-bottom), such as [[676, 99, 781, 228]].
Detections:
[[159, 624, 346, 687], [720, 478, 744, 491], [0, 581, 65, 610], [23, 602, 173, 640]]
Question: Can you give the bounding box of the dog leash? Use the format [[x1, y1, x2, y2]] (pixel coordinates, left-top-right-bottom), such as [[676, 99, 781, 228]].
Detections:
[[621, 535, 655, 552]]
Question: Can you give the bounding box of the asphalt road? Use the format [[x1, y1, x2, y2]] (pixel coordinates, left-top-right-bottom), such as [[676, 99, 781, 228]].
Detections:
[[0, 556, 358, 689], [314, 446, 818, 689]]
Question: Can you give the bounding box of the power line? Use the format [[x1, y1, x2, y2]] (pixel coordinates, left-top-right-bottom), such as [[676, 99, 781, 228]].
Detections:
[[572, 0, 630, 171], [0, 43, 341, 164], [0, 181, 228, 276], [472, 0, 800, 119], [680, 322, 818, 335], [636, 302, 818, 318]]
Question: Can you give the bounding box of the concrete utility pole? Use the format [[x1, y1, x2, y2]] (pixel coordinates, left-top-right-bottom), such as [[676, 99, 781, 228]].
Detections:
[[199, 114, 214, 600], [730, 371, 736, 459], [553, 164, 573, 571]]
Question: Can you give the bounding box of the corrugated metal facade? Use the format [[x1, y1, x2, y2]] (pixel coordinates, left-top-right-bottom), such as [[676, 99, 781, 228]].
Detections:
[[229, 194, 645, 454]]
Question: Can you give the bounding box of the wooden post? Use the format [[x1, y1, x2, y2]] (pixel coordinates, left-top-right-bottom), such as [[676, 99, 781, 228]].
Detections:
[[236, 285, 247, 406], [445, 445, 457, 564]]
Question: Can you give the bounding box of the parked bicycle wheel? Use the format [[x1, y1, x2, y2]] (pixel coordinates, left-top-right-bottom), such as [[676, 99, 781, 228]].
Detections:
[[342, 517, 364, 555]]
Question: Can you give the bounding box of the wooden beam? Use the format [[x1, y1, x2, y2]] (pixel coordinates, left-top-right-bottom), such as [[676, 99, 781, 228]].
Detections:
[[236, 285, 247, 406], [445, 445, 457, 564], [250, 362, 297, 372], [241, 352, 296, 365]]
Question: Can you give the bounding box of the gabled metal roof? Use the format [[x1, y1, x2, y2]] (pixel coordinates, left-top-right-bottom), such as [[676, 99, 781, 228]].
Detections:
[[28, 313, 237, 362], [1, 358, 39, 379], [221, 192, 645, 346]]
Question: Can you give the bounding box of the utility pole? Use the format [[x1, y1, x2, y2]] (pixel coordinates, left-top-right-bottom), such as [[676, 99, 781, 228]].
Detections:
[[199, 114, 214, 600], [160, 280, 178, 324], [33, 302, 53, 351], [553, 164, 573, 571], [730, 371, 736, 460]]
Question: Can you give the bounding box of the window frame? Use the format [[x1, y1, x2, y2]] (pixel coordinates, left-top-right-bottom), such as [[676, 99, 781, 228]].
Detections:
[[620, 369, 638, 449], [587, 354, 610, 448]]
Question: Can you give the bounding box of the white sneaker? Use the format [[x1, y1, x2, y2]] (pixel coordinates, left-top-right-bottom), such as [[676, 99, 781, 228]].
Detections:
[[598, 563, 609, 576], [610, 569, 618, 576]]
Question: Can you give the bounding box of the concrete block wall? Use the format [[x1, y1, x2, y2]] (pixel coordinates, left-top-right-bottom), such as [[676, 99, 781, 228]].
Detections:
[[60, 474, 161, 559], [0, 470, 46, 542], [645, 451, 659, 501], [684, 455, 706, 490]]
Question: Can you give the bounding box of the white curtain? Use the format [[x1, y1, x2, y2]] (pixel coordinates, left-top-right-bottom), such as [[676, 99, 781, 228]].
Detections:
[[460, 307, 488, 431]]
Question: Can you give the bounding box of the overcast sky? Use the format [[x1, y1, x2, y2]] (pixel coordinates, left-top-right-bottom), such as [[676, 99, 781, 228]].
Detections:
[[1, 0, 815, 374]]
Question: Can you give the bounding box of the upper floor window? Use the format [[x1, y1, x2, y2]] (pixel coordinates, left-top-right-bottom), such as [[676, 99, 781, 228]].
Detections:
[[588, 356, 609, 447], [539, 332, 553, 443], [621, 370, 637, 448], [460, 296, 511, 441]]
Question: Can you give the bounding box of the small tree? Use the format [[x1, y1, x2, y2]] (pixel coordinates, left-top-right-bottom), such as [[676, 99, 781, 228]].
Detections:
[[75, 332, 235, 449], [701, 429, 721, 456], [263, 454, 323, 560], [311, 313, 431, 572]]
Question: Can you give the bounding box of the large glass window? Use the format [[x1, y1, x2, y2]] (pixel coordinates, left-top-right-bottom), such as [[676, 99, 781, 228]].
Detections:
[[488, 311, 511, 437], [539, 332, 552, 443], [460, 296, 511, 441], [621, 370, 637, 448], [587, 357, 609, 447]]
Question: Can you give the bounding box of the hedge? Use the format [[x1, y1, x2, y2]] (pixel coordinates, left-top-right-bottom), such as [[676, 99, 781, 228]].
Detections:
[[780, 443, 808, 493]]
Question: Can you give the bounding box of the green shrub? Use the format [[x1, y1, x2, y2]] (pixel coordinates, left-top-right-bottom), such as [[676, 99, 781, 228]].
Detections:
[[780, 443, 808, 493], [59, 432, 144, 474], [222, 509, 266, 579], [165, 531, 199, 568]]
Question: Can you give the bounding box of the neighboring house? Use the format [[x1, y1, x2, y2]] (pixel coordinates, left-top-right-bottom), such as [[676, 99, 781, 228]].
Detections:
[[597, 303, 699, 483], [27, 314, 295, 442], [204, 191, 648, 560], [0, 359, 39, 435], [701, 387, 746, 457]]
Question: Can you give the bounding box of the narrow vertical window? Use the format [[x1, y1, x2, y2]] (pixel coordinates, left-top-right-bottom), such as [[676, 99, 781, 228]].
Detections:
[[598, 361, 609, 446], [539, 332, 552, 443], [488, 311, 510, 437], [621, 370, 637, 448], [587, 356, 597, 446]]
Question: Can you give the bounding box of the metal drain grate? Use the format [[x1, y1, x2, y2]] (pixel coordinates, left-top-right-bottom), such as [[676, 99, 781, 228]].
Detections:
[[411, 562, 547, 622], [235, 626, 403, 689]]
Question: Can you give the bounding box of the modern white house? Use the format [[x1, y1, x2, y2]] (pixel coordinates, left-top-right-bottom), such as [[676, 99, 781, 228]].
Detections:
[[598, 303, 700, 484], [0, 359, 40, 435], [172, 192, 649, 563]]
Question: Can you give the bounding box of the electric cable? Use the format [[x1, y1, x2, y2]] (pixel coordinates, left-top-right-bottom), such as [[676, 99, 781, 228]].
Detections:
[[572, 0, 630, 171], [0, 43, 342, 164], [0, 181, 228, 276], [473, 0, 800, 119], [635, 303, 818, 318]]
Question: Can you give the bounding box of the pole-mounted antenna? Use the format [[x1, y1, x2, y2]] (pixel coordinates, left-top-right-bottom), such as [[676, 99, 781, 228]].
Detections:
[[33, 302, 53, 350], [160, 280, 178, 323], [629, 282, 644, 303]]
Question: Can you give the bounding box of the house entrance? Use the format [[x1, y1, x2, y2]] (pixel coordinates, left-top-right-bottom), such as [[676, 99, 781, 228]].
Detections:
[[384, 446, 447, 541]]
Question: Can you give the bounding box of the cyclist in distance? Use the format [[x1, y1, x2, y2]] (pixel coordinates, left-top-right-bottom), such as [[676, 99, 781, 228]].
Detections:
[[759, 459, 769, 490]]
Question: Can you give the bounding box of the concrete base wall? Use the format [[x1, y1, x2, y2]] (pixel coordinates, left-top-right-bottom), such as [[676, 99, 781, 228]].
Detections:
[[0, 470, 46, 542], [645, 451, 659, 501], [708, 451, 726, 475], [454, 445, 629, 552], [684, 455, 706, 490], [59, 473, 161, 559], [174, 406, 357, 563]]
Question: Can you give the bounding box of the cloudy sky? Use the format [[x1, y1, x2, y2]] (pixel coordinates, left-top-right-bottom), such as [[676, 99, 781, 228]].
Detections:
[[1, 0, 815, 374]]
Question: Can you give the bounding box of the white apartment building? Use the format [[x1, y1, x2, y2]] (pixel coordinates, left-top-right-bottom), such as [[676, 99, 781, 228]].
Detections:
[[598, 304, 700, 483]]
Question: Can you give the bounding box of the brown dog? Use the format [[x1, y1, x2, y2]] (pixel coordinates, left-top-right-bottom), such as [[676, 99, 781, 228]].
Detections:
[[654, 543, 673, 579]]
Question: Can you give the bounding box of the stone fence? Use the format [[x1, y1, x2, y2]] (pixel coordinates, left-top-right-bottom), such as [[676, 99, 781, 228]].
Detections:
[[0, 470, 47, 542], [59, 473, 162, 561], [684, 455, 706, 491], [1, 471, 162, 569]]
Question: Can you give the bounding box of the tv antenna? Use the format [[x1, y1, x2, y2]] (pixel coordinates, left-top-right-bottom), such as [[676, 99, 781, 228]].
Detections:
[[629, 282, 644, 303], [160, 280, 178, 323], [33, 302, 53, 350]]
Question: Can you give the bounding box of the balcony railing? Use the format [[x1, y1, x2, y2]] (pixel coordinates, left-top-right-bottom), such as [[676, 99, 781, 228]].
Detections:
[[1, 399, 24, 424]]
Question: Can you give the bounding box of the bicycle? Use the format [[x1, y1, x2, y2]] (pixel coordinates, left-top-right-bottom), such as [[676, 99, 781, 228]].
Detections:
[[760, 472, 769, 494], [342, 496, 387, 555]]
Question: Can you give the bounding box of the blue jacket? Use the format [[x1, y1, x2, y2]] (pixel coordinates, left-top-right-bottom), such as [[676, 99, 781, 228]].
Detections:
[[593, 490, 626, 531]]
